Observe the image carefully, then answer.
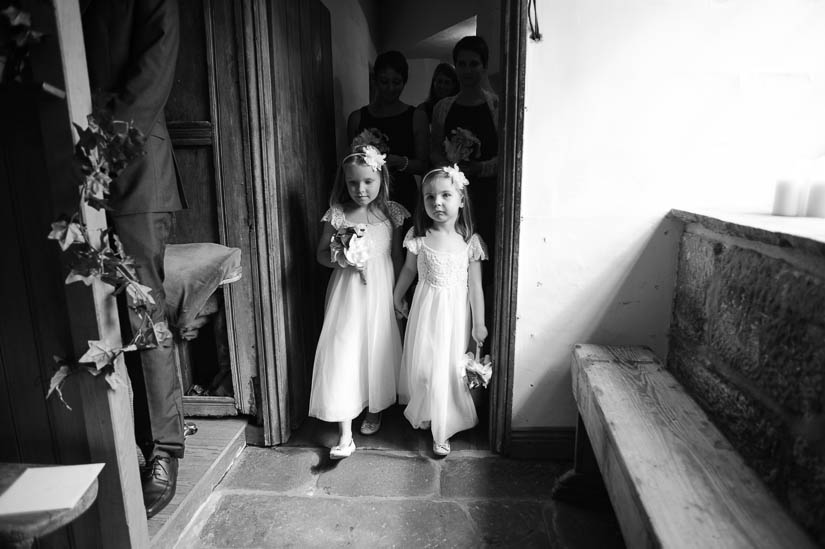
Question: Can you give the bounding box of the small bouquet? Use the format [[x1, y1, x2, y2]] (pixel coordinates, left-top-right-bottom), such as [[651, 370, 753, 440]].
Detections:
[[462, 346, 493, 390], [351, 128, 390, 154], [330, 224, 370, 284], [444, 127, 481, 164]]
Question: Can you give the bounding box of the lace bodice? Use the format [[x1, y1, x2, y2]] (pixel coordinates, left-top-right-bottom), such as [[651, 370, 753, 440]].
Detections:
[[322, 202, 409, 258], [404, 229, 487, 289]]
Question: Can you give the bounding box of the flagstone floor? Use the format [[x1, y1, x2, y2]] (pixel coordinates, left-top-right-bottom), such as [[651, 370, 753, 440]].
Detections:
[[175, 407, 625, 548]]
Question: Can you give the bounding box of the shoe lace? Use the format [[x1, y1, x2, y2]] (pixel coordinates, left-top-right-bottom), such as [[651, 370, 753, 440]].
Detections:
[[149, 457, 170, 479]]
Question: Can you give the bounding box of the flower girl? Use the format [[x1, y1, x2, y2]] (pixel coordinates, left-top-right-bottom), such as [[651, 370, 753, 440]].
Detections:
[[309, 145, 409, 459], [393, 165, 487, 456]]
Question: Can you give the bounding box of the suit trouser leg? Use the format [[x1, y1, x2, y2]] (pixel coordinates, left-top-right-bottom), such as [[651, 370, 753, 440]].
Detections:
[[111, 212, 185, 459]]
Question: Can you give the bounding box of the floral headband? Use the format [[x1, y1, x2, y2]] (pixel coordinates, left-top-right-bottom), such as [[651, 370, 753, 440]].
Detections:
[[423, 164, 469, 190], [343, 145, 386, 172]]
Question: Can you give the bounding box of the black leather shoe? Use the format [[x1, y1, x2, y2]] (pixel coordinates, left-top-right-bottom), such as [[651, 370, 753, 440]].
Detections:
[[142, 455, 178, 518]]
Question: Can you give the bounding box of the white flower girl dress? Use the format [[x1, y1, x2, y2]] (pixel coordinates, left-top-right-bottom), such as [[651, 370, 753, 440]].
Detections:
[[398, 228, 488, 443], [308, 202, 408, 422]]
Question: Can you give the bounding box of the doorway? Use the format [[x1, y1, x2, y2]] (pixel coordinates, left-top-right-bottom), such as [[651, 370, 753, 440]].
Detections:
[[302, 0, 526, 453], [164, 0, 260, 418], [162, 0, 525, 453]]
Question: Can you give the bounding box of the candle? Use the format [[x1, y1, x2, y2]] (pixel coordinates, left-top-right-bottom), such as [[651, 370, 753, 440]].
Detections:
[[772, 180, 801, 216], [805, 181, 825, 218]]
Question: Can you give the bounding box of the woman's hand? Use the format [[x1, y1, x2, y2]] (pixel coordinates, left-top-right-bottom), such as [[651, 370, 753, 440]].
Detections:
[[472, 324, 488, 346], [385, 153, 406, 171]]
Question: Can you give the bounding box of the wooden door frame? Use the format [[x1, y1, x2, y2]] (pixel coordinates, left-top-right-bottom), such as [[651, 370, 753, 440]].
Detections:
[[237, 0, 290, 444], [240, 0, 527, 449], [489, 0, 526, 453]]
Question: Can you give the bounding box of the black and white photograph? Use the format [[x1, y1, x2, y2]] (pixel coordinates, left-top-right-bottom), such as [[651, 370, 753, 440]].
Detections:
[[1, 0, 824, 547]]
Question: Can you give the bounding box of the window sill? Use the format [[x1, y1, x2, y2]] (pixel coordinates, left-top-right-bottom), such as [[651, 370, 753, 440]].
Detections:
[[668, 209, 825, 257]]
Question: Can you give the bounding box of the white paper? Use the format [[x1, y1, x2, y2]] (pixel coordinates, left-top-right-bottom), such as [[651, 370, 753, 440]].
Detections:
[[0, 464, 104, 516]]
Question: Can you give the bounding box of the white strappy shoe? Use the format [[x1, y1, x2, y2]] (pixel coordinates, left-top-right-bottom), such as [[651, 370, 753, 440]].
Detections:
[[433, 439, 451, 457], [330, 439, 356, 460]]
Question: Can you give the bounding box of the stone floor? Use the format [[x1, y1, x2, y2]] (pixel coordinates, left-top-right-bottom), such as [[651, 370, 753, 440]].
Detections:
[[176, 407, 626, 548]]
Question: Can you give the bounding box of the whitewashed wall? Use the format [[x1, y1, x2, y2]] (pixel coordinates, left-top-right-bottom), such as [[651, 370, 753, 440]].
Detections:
[[515, 0, 825, 427], [319, 0, 378, 159]]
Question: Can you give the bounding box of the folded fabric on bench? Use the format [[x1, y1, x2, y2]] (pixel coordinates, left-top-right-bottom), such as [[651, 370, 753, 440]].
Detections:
[[163, 243, 242, 340]]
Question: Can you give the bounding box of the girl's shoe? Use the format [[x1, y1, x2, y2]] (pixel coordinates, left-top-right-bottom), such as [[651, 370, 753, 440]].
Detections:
[[330, 439, 356, 460], [433, 439, 451, 457], [360, 413, 382, 435]]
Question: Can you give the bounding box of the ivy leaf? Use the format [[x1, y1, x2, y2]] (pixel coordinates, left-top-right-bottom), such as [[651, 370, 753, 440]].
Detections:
[[78, 340, 117, 371], [2, 6, 31, 28], [65, 269, 96, 286], [86, 195, 112, 212], [126, 281, 156, 306], [153, 320, 173, 346], [60, 222, 85, 251], [104, 370, 125, 390], [130, 311, 158, 350], [47, 220, 85, 251], [46, 364, 72, 410], [47, 220, 67, 242]]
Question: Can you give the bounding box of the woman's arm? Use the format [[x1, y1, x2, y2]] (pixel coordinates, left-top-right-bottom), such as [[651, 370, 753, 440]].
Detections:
[[385, 108, 429, 174], [468, 260, 488, 344], [316, 222, 337, 268], [406, 108, 430, 175], [430, 101, 449, 168], [393, 251, 418, 318]]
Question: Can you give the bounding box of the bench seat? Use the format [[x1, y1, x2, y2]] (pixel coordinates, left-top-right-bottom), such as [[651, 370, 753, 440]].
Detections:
[[572, 344, 815, 549]]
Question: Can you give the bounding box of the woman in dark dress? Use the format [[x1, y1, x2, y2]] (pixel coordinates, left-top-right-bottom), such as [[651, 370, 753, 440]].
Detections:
[[416, 63, 459, 126], [347, 51, 429, 215], [431, 36, 499, 287]]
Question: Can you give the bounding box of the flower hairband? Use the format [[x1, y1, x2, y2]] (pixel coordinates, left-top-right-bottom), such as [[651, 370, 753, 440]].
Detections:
[[344, 145, 386, 172], [424, 164, 469, 190]]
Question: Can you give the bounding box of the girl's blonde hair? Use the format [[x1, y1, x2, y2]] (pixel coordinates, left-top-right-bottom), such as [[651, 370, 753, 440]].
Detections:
[[413, 168, 474, 242], [329, 145, 393, 221]]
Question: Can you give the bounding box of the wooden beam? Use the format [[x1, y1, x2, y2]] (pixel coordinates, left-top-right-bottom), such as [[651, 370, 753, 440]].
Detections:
[[50, 2, 149, 547], [491, 0, 527, 453]]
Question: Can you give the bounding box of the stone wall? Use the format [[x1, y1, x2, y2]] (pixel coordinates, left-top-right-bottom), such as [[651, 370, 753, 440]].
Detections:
[[668, 213, 825, 546]]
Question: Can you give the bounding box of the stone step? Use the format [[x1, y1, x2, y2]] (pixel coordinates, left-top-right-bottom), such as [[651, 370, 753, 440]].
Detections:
[[149, 418, 246, 548]]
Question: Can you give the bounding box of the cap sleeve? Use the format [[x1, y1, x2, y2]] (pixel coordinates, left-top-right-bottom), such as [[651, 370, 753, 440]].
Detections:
[[320, 204, 345, 229], [468, 233, 489, 262], [402, 227, 422, 254], [388, 201, 411, 228]]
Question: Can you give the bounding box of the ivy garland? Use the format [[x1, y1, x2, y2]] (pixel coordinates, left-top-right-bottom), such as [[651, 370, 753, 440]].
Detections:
[[2, 6, 158, 407], [46, 111, 166, 409]]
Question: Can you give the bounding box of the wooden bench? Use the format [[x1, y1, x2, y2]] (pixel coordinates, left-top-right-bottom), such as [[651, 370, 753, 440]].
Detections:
[[566, 344, 816, 549]]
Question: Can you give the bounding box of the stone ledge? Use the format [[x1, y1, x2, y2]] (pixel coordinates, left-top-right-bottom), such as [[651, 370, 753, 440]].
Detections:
[[668, 209, 825, 258]]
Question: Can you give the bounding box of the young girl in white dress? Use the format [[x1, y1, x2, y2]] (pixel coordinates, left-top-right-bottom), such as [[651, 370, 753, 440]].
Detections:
[[393, 166, 488, 456], [309, 145, 409, 459]]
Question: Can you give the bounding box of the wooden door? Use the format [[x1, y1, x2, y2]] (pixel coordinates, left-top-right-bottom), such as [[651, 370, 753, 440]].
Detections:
[[241, 0, 337, 443], [268, 0, 336, 431], [165, 0, 258, 416], [165, 0, 335, 441]]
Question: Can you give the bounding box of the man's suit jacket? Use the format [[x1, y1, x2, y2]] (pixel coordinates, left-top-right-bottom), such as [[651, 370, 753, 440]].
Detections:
[[82, 0, 186, 215]]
